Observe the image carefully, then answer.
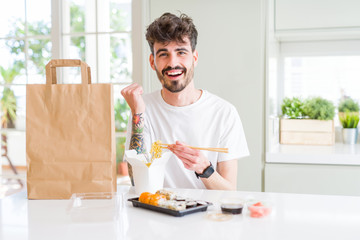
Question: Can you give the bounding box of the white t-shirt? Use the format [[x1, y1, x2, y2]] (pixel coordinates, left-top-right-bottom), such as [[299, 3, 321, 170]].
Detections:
[[125, 90, 249, 189]]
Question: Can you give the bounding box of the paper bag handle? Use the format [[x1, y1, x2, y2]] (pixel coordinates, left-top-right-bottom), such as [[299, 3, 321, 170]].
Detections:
[[45, 59, 91, 85]]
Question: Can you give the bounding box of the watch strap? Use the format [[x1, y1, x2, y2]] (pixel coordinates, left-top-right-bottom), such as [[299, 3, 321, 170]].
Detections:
[[195, 162, 214, 179]]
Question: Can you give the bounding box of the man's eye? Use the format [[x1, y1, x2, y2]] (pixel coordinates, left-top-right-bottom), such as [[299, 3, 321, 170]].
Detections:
[[159, 53, 167, 57], [179, 51, 186, 55]]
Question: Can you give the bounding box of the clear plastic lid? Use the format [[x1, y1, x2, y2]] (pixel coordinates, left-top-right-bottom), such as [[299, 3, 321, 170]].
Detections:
[[67, 192, 124, 222]]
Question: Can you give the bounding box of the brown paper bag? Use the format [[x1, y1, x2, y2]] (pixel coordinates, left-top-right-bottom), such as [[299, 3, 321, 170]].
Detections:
[[26, 59, 116, 199]]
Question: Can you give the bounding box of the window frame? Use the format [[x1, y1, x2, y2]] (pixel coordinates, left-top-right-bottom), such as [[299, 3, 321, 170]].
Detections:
[[0, 0, 138, 168], [277, 40, 360, 114], [54, 0, 133, 87]]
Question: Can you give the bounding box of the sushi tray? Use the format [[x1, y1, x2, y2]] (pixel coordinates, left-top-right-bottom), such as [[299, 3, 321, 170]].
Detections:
[[128, 197, 212, 217]]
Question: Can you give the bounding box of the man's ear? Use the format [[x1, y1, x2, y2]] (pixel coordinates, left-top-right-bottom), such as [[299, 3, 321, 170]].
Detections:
[[149, 54, 156, 70], [193, 50, 199, 67]]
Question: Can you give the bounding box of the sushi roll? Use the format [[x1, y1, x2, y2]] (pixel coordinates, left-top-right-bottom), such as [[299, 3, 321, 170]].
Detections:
[[159, 200, 186, 211], [185, 201, 198, 208], [156, 189, 177, 200], [139, 192, 167, 206]]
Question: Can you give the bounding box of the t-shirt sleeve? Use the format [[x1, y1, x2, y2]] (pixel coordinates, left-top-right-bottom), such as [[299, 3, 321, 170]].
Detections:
[[218, 105, 250, 162]]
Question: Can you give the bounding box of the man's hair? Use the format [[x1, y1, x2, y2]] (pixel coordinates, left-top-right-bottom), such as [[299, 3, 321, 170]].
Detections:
[[145, 12, 198, 55]]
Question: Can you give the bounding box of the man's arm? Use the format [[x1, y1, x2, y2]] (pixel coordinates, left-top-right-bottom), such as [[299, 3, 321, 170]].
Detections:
[[121, 83, 146, 185], [125, 113, 145, 185], [202, 160, 237, 190], [129, 113, 145, 154], [169, 141, 238, 190]]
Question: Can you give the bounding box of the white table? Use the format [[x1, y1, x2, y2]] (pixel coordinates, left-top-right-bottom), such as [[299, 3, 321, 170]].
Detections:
[[1, 185, 360, 240]]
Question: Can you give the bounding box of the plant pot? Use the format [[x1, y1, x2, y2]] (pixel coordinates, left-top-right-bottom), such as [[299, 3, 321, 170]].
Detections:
[[117, 161, 129, 176], [342, 128, 358, 144], [280, 119, 335, 145]]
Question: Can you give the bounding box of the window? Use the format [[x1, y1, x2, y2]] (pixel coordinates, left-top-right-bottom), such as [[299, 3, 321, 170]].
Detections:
[[280, 41, 360, 108], [0, 0, 132, 171], [267, 39, 360, 164], [61, 0, 132, 85], [0, 0, 52, 131]]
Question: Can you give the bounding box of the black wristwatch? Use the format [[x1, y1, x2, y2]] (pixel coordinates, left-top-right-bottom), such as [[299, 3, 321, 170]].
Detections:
[[195, 162, 214, 179]]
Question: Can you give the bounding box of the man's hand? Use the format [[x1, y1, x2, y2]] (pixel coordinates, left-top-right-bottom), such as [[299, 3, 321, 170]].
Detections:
[[168, 141, 210, 174], [121, 83, 146, 114], [169, 141, 238, 190]]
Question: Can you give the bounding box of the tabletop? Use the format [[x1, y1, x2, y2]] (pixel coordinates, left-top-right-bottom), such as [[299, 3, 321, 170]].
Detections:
[[1, 185, 360, 240]]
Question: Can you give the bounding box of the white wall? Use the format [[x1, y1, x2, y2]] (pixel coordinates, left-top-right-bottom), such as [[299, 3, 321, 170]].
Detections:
[[265, 163, 360, 196], [274, 0, 360, 41], [136, 0, 266, 191], [275, 0, 360, 31]]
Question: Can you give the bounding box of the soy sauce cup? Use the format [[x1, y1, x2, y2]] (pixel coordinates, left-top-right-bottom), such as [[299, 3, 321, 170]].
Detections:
[[220, 198, 244, 215]]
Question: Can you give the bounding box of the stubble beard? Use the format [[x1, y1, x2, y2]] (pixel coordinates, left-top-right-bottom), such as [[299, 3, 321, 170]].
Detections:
[[155, 63, 195, 93]]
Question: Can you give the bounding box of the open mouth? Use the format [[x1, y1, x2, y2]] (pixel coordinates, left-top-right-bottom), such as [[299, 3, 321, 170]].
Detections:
[[165, 70, 184, 78], [162, 67, 186, 79]]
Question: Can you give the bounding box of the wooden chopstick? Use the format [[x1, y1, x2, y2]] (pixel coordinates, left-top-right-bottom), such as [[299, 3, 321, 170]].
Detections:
[[160, 143, 228, 153]]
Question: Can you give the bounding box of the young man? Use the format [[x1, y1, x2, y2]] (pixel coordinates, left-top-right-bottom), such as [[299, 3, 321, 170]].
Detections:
[[122, 12, 249, 190]]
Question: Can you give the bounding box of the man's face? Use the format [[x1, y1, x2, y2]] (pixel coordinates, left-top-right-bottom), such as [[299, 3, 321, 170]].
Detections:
[[149, 38, 198, 93]]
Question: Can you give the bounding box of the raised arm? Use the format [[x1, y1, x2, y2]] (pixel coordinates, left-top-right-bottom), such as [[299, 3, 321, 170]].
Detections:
[[121, 83, 146, 185], [129, 113, 145, 153]]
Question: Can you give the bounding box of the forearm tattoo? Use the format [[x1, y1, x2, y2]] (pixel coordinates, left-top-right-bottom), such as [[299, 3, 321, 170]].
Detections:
[[130, 113, 145, 153], [128, 113, 145, 186]]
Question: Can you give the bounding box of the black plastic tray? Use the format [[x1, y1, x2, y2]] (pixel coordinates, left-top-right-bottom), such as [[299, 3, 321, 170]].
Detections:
[[128, 197, 212, 217]]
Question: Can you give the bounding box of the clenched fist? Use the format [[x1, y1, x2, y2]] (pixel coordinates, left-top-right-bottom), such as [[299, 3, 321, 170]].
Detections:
[[121, 83, 146, 114]]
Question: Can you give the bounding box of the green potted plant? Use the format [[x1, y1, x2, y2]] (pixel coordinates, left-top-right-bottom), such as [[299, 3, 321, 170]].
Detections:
[[280, 96, 336, 145], [0, 64, 19, 129], [114, 98, 130, 175], [116, 137, 128, 175], [337, 98, 359, 144], [339, 112, 359, 144], [338, 98, 360, 113], [302, 97, 335, 121], [281, 97, 305, 119]]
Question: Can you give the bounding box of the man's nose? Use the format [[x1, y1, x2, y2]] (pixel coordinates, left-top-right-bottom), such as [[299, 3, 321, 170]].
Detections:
[[167, 54, 179, 67]]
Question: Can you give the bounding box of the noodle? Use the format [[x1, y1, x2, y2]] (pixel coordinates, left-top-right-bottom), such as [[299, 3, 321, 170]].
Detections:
[[145, 140, 163, 167], [150, 140, 163, 161]]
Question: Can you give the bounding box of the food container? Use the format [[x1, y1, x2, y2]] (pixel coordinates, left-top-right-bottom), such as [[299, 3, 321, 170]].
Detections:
[[246, 200, 273, 218], [128, 197, 212, 217], [67, 192, 123, 222], [125, 150, 172, 195], [220, 198, 244, 215]]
